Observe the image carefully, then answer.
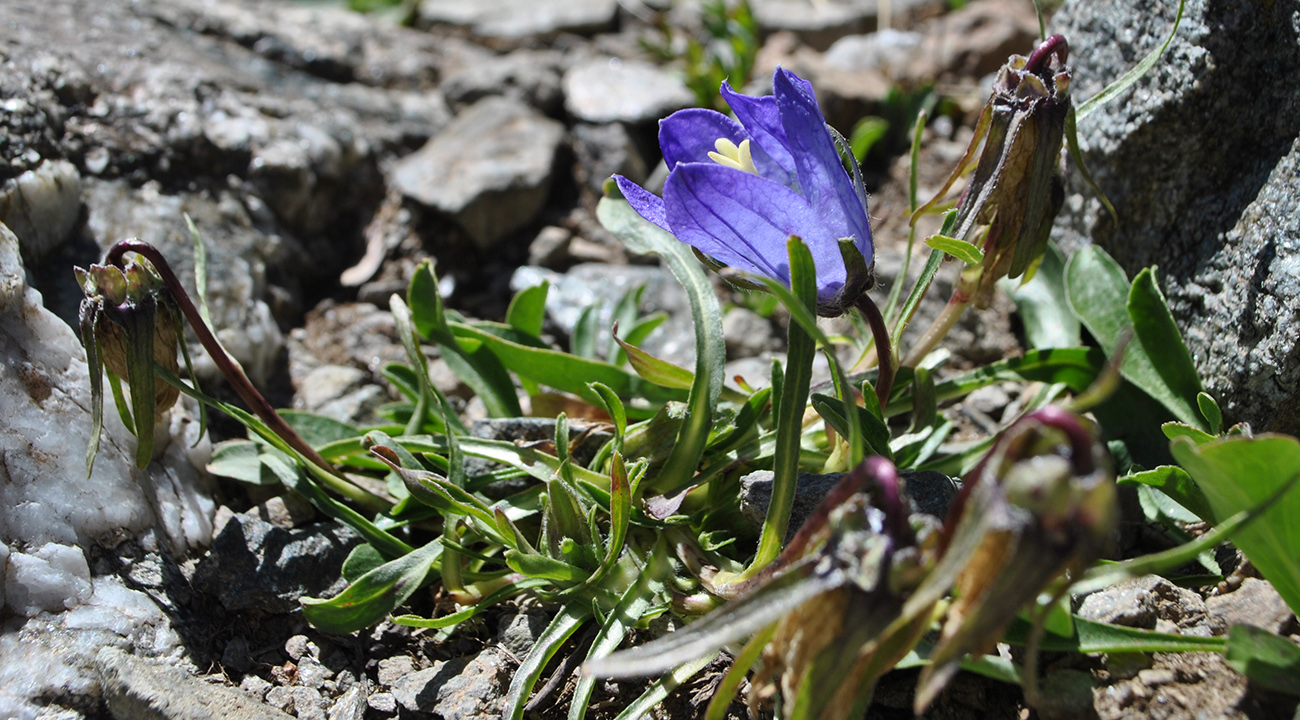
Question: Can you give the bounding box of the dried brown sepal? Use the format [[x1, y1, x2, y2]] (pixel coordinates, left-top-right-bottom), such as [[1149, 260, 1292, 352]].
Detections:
[[914, 35, 1072, 308], [913, 406, 1116, 714]]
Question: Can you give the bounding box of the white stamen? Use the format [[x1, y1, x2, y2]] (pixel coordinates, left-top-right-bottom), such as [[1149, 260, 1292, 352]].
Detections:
[[708, 138, 759, 175]]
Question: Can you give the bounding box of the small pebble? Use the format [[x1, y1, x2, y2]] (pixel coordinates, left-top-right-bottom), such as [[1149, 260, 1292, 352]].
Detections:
[[265, 685, 295, 713], [239, 674, 272, 699], [368, 692, 398, 714], [376, 656, 416, 686]]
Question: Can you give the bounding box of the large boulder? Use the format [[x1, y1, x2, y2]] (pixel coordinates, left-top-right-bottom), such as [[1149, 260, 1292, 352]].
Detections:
[[1052, 0, 1300, 434]]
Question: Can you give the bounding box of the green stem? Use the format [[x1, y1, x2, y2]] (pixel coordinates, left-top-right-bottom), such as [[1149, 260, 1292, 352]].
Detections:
[[902, 268, 979, 368], [106, 239, 390, 514]]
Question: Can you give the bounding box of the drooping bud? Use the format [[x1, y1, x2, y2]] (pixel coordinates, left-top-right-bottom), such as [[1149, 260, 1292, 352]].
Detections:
[[915, 35, 1072, 308], [914, 405, 1116, 713], [76, 254, 182, 472]]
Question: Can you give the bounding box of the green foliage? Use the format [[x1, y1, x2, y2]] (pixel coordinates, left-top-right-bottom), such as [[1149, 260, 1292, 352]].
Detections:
[[642, 0, 758, 113]]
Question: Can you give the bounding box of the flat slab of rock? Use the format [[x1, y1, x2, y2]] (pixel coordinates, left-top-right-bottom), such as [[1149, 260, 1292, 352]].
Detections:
[[392, 97, 565, 250], [97, 647, 293, 720], [751, 0, 946, 50], [1053, 0, 1300, 435], [563, 58, 695, 124], [418, 0, 617, 40]]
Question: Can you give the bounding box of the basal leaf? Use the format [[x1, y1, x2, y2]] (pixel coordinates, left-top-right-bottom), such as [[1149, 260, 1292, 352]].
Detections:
[[1225, 624, 1300, 696], [1117, 465, 1215, 523], [1128, 267, 1204, 426], [1064, 246, 1203, 428], [300, 540, 442, 634], [1003, 242, 1080, 349], [1171, 434, 1300, 615], [507, 280, 550, 339]]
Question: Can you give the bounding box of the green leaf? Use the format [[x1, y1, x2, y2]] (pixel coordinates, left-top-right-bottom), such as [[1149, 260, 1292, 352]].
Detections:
[[1076, 0, 1187, 120], [341, 543, 386, 583], [597, 194, 725, 495], [1171, 434, 1300, 615], [1004, 616, 1226, 654], [885, 347, 1103, 417], [811, 393, 893, 461], [1129, 267, 1204, 420], [452, 322, 682, 407], [206, 440, 278, 485], [277, 410, 362, 447], [569, 540, 671, 720], [1117, 465, 1215, 523], [507, 280, 549, 339], [1198, 392, 1223, 436], [502, 603, 590, 720], [406, 262, 522, 418], [504, 550, 589, 584], [925, 234, 984, 266], [1225, 625, 1300, 696], [1064, 246, 1203, 428], [850, 116, 889, 160], [394, 577, 550, 630], [300, 540, 442, 634], [572, 304, 601, 359], [1003, 242, 1080, 349]]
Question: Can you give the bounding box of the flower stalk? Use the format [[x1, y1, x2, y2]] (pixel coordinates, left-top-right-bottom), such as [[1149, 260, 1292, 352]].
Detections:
[[98, 239, 389, 513]]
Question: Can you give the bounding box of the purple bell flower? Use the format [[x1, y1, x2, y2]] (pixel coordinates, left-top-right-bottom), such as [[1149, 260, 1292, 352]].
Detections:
[[614, 68, 874, 316]]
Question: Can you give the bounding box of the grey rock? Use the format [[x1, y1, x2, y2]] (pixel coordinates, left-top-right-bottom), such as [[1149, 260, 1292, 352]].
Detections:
[[296, 365, 369, 413], [191, 512, 360, 614], [265, 686, 295, 713], [571, 123, 650, 196], [392, 97, 565, 250], [223, 637, 253, 674], [899, 0, 1039, 82], [327, 686, 367, 720], [430, 648, 510, 720], [240, 674, 273, 699], [1078, 575, 1209, 635], [1, 224, 214, 566], [287, 301, 405, 387], [296, 658, 331, 690], [418, 0, 618, 40], [1053, 0, 1300, 434], [528, 225, 575, 268], [375, 656, 417, 687], [290, 686, 327, 720], [366, 691, 397, 714], [390, 661, 455, 713], [750, 0, 945, 51], [96, 647, 294, 720], [722, 307, 777, 360], [1206, 578, 1295, 636], [497, 609, 551, 657], [0, 159, 83, 261], [564, 58, 694, 124], [511, 263, 696, 367], [739, 468, 958, 540], [442, 50, 564, 114]]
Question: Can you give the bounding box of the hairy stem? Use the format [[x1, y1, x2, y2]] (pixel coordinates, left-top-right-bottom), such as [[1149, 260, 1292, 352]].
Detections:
[[106, 239, 389, 513]]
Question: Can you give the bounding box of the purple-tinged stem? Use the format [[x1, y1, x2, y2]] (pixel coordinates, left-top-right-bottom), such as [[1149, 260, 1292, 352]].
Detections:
[[855, 294, 895, 411], [105, 239, 388, 513]]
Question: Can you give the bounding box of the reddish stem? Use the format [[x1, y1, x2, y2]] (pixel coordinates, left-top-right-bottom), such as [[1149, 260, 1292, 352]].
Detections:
[[105, 239, 385, 511], [855, 294, 895, 411]]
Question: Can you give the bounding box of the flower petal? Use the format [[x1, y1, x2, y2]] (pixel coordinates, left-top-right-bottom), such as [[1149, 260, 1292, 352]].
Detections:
[[663, 163, 849, 297], [721, 81, 797, 183], [659, 109, 745, 171], [772, 69, 872, 255], [614, 175, 670, 233]]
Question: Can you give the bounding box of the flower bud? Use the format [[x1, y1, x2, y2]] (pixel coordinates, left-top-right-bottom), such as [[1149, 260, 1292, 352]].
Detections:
[[76, 256, 182, 470]]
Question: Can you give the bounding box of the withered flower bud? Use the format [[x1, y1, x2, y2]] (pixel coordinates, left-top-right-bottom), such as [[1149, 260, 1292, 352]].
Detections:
[[76, 255, 182, 472], [917, 34, 1072, 308], [914, 405, 1116, 713]]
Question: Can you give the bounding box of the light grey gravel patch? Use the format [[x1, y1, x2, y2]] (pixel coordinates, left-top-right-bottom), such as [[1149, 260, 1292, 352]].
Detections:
[[96, 647, 294, 720]]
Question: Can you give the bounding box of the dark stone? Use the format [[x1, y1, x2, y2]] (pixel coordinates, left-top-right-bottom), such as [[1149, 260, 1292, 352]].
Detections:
[[192, 513, 360, 614]]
